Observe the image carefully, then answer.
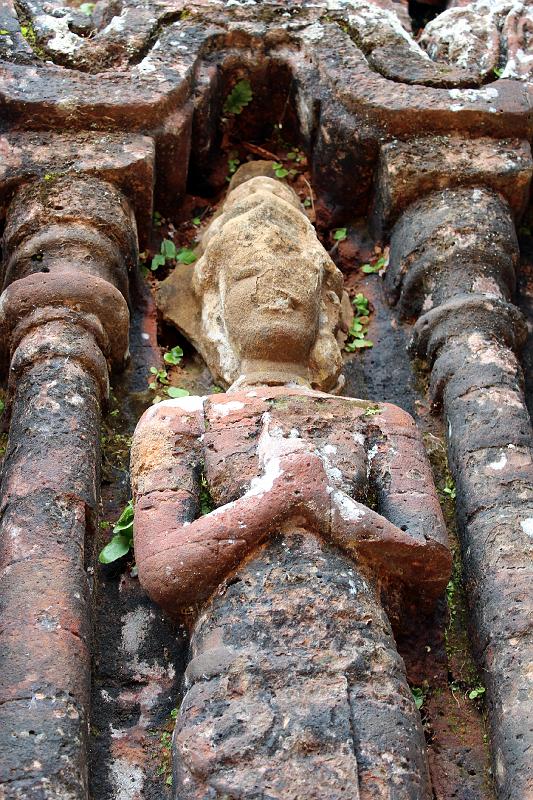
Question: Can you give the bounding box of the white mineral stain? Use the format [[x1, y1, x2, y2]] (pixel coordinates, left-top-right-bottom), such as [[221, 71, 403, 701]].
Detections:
[[332, 491, 365, 522], [247, 456, 283, 497], [109, 758, 144, 800], [211, 400, 245, 417], [520, 518, 533, 537], [301, 21, 325, 43], [121, 607, 151, 655], [144, 394, 205, 421], [488, 453, 507, 470], [449, 86, 498, 103]]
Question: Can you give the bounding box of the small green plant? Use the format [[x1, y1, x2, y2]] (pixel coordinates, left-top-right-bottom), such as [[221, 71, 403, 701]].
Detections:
[[493, 67, 503, 78], [192, 216, 201, 226], [166, 387, 189, 399], [99, 501, 134, 564], [223, 79, 253, 115], [468, 685, 486, 701], [158, 730, 173, 784], [153, 211, 163, 227], [79, 2, 95, 14], [149, 366, 170, 389], [443, 477, 456, 500], [151, 239, 196, 271], [272, 162, 291, 179], [333, 228, 347, 242], [149, 366, 189, 402], [363, 405, 381, 417], [345, 293, 373, 351], [446, 578, 457, 624], [227, 152, 240, 180], [177, 248, 196, 265], [0, 29, 10, 35], [287, 149, 305, 164], [163, 345, 184, 366], [412, 686, 426, 711], [361, 246, 389, 275], [200, 473, 215, 515], [361, 256, 387, 274]]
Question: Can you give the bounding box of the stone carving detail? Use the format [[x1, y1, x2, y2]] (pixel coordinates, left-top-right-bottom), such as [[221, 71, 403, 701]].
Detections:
[[132, 166, 451, 799], [374, 137, 533, 800], [158, 165, 348, 393], [420, 0, 533, 81], [0, 0, 532, 796], [0, 174, 136, 798]]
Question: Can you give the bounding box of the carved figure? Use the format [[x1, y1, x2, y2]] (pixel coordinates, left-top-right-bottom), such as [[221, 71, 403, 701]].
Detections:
[[132, 165, 451, 799]]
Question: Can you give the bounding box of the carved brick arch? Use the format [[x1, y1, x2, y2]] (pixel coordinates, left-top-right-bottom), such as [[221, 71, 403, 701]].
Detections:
[[1, 1, 530, 220]]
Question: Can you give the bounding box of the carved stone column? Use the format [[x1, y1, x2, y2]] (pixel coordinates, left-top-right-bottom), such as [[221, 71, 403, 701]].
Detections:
[[0, 175, 135, 799], [375, 138, 533, 800]]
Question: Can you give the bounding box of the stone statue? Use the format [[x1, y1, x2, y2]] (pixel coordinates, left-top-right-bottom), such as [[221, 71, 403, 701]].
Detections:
[[131, 165, 451, 799]]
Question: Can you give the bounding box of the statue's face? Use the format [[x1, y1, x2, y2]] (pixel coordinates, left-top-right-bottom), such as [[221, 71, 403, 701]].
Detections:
[[220, 225, 322, 365]]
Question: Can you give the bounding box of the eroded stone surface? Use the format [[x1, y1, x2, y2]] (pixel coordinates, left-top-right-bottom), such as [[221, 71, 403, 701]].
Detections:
[[0, 175, 136, 798], [384, 184, 533, 800], [420, 0, 533, 81]]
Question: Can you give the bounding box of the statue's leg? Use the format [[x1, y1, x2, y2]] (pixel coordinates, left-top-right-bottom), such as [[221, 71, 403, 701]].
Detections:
[[173, 531, 431, 800]]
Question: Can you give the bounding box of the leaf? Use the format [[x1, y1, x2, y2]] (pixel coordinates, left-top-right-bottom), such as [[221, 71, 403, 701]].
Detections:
[[0, 29, 10, 35], [166, 386, 190, 398], [0, 398, 4, 414], [353, 339, 373, 348], [223, 79, 253, 114], [412, 688, 424, 710], [364, 405, 381, 416], [493, 67, 503, 78], [176, 248, 196, 265], [333, 228, 347, 241], [163, 346, 184, 365], [79, 2, 95, 14], [192, 216, 201, 226], [151, 253, 165, 271], [113, 500, 134, 533], [98, 534, 131, 564], [160, 239, 177, 260], [272, 163, 290, 179]]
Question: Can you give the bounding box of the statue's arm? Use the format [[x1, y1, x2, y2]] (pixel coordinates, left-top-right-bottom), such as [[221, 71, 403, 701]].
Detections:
[[352, 403, 451, 598], [131, 397, 206, 609], [131, 402, 314, 614], [369, 404, 447, 545]]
